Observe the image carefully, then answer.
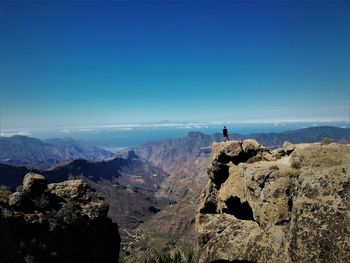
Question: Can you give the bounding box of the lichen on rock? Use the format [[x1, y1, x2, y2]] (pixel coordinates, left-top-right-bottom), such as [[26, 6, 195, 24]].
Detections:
[[196, 141, 350, 263]]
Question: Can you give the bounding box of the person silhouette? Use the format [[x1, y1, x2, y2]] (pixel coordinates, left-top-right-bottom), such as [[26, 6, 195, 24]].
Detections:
[[223, 126, 230, 142]]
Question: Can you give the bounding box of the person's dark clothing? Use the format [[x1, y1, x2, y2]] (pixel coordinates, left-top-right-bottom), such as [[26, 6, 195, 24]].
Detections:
[[223, 128, 229, 141]]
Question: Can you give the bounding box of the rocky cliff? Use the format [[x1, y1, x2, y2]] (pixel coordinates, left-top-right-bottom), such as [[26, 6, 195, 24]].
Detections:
[[0, 173, 120, 263], [196, 140, 350, 263]]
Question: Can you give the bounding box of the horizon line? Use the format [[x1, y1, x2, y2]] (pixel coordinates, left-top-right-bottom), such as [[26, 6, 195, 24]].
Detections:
[[1, 119, 349, 137]]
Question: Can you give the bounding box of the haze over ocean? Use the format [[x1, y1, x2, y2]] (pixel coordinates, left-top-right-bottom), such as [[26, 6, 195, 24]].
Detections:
[[1, 1, 350, 133], [0, 1, 350, 131], [0, 121, 346, 148]]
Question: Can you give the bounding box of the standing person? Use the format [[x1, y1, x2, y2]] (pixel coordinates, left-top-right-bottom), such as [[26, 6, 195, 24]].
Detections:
[[223, 126, 230, 142]]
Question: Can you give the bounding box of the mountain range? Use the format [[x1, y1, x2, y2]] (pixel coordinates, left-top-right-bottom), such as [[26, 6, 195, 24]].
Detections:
[[132, 126, 350, 171], [0, 154, 169, 230], [1, 126, 348, 170], [1, 126, 350, 262], [0, 136, 114, 167], [118, 126, 350, 261]]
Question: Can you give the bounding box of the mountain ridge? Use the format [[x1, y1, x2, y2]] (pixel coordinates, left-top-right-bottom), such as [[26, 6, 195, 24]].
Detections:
[[1, 126, 350, 262], [121, 126, 350, 262], [1, 126, 348, 169], [0, 154, 170, 230], [0, 135, 114, 167], [132, 126, 350, 172]]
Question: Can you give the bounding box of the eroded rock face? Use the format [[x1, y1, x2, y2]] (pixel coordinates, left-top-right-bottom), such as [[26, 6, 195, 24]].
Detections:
[[208, 140, 273, 188], [0, 173, 120, 263], [283, 141, 296, 155], [196, 141, 350, 263]]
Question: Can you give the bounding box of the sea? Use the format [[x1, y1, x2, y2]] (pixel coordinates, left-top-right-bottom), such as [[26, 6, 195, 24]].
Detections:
[[3, 121, 348, 148]]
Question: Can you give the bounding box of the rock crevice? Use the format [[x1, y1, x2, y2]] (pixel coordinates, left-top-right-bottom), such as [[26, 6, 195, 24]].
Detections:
[[222, 196, 254, 221], [196, 140, 350, 263]]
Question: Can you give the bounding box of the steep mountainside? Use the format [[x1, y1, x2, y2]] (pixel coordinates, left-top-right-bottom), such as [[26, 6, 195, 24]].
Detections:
[[0, 163, 38, 191], [47, 155, 169, 229], [196, 140, 350, 263], [117, 126, 350, 261], [133, 126, 350, 171], [0, 154, 169, 230], [1, 126, 349, 262], [121, 126, 350, 262], [0, 173, 120, 263], [156, 157, 209, 203], [133, 131, 221, 172], [237, 126, 350, 147], [123, 157, 208, 262], [0, 135, 113, 167]]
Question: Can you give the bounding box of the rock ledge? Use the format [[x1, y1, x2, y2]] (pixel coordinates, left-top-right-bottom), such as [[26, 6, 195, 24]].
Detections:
[[196, 140, 350, 263], [0, 173, 120, 263]]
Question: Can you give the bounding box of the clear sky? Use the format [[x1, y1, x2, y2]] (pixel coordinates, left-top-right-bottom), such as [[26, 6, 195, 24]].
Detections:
[[1, 0, 349, 129]]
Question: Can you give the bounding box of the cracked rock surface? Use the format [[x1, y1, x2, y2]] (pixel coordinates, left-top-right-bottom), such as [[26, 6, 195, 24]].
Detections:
[[196, 140, 350, 263]]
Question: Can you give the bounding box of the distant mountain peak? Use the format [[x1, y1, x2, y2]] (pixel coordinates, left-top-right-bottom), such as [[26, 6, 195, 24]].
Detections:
[[127, 150, 139, 159], [0, 135, 114, 167], [187, 131, 205, 137]]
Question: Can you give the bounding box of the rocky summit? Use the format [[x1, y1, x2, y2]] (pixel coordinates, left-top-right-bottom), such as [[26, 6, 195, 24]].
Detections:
[[0, 173, 120, 263], [196, 140, 350, 263]]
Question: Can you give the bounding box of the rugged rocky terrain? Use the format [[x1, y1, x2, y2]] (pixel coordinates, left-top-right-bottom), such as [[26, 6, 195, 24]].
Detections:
[[133, 131, 221, 172], [0, 135, 113, 167], [0, 173, 120, 263], [1, 126, 349, 262], [133, 127, 350, 169], [0, 154, 169, 229], [239, 126, 350, 147], [0, 153, 172, 263], [196, 140, 350, 263], [121, 156, 209, 262], [119, 126, 350, 262]]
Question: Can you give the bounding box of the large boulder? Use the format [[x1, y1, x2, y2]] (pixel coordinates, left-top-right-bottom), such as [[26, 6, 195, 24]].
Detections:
[[0, 173, 120, 263], [283, 141, 296, 155], [208, 140, 273, 188], [48, 180, 109, 219], [22, 173, 47, 195], [196, 142, 350, 263]]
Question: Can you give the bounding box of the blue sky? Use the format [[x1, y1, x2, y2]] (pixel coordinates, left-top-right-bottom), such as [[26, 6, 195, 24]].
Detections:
[[1, 0, 349, 129]]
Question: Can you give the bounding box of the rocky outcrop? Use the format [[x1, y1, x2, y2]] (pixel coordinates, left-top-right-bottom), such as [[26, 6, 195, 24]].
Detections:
[[196, 140, 350, 263], [0, 173, 120, 263]]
